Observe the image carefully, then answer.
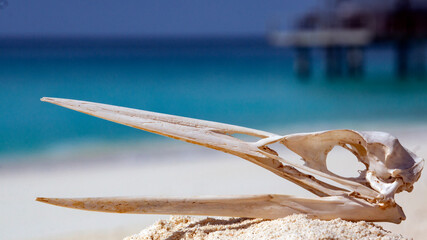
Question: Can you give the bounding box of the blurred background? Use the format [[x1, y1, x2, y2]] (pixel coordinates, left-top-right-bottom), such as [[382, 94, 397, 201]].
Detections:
[[0, 0, 426, 239]]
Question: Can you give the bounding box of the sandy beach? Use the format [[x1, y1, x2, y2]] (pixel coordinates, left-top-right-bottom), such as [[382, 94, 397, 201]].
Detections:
[[1, 124, 426, 240]]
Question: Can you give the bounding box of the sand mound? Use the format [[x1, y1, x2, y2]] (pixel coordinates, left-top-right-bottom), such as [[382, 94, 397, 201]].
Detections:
[[124, 214, 407, 240]]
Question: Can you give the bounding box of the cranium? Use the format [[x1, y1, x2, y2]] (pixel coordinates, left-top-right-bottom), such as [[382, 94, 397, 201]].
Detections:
[[37, 97, 424, 224]]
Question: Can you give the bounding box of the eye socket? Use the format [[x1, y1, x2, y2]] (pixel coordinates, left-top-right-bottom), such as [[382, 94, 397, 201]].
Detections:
[[326, 146, 366, 178]]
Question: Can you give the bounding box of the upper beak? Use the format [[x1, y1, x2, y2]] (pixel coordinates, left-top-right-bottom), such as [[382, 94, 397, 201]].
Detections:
[[41, 97, 275, 158], [40, 97, 348, 197]]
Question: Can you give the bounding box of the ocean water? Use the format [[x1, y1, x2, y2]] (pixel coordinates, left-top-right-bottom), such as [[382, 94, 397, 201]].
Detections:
[[0, 38, 426, 161]]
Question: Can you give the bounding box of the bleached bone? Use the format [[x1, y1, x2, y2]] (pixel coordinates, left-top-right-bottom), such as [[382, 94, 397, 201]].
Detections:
[[37, 97, 424, 223], [36, 194, 404, 223]]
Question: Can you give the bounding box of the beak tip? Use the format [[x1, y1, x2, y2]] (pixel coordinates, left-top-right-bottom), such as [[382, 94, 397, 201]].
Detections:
[[36, 197, 48, 203], [40, 97, 52, 103]]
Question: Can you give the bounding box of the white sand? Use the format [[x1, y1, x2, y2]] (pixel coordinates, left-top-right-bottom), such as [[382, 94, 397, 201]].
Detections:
[[125, 215, 407, 240], [0, 125, 426, 240]]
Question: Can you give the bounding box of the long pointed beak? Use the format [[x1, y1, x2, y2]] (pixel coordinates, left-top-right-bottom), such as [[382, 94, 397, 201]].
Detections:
[[35, 195, 404, 223], [41, 97, 274, 158], [40, 97, 348, 197], [40, 97, 274, 138], [41, 97, 357, 197]]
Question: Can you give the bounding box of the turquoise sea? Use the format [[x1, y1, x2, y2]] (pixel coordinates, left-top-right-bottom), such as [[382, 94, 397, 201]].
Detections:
[[0, 38, 426, 161]]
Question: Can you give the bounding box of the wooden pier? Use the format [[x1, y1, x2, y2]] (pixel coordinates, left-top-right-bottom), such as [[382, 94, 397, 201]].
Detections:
[[269, 30, 370, 78], [268, 0, 427, 80]]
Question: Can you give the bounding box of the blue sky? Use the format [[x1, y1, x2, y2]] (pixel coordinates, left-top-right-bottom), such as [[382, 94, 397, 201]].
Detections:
[[0, 0, 316, 37]]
